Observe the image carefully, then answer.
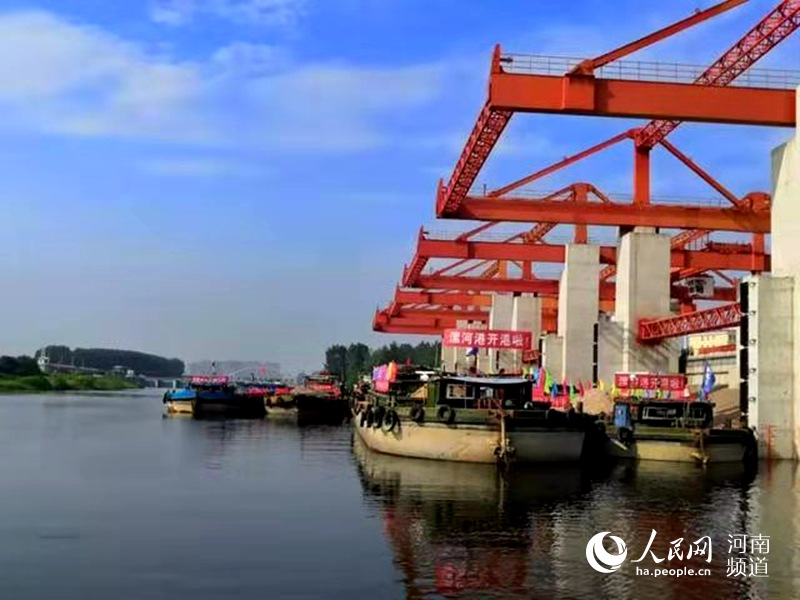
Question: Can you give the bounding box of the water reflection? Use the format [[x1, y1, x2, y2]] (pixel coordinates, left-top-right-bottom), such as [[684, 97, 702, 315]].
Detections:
[[354, 437, 798, 599], [161, 412, 273, 472], [165, 412, 354, 473]]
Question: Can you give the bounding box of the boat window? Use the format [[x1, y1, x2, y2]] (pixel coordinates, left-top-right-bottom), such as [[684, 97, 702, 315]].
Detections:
[[641, 406, 679, 420], [446, 383, 474, 400]]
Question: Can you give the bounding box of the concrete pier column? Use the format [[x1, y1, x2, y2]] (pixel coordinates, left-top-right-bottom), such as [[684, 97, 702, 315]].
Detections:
[[615, 231, 676, 374], [597, 317, 624, 386], [742, 276, 795, 460], [771, 90, 800, 275], [453, 320, 471, 375], [489, 294, 515, 373], [541, 334, 563, 377], [440, 344, 457, 373], [765, 100, 800, 457], [557, 244, 600, 382], [511, 294, 542, 372]]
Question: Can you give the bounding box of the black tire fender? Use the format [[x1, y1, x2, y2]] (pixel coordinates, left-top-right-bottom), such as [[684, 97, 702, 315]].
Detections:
[[372, 406, 386, 428], [437, 405, 456, 425], [618, 427, 634, 445], [409, 405, 425, 424], [382, 410, 399, 432]]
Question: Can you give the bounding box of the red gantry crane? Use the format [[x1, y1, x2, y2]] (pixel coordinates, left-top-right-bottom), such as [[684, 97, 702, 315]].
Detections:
[[374, 1, 800, 342]]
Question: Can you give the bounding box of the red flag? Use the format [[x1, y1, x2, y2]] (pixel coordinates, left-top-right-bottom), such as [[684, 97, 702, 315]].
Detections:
[[578, 380, 585, 397]]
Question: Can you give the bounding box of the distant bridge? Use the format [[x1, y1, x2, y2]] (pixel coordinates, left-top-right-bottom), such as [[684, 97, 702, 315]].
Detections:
[[43, 363, 105, 375], [141, 376, 186, 389]]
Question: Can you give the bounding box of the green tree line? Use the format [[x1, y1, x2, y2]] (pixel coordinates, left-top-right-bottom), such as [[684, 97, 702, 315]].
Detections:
[[0, 356, 41, 376], [36, 346, 184, 377], [0, 355, 140, 392], [324, 341, 440, 386]]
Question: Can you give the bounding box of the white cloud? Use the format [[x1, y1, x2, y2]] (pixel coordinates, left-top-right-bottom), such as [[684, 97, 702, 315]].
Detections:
[[211, 42, 287, 75], [242, 63, 442, 150], [0, 10, 445, 152], [149, 0, 194, 25], [0, 11, 208, 142], [0, 12, 136, 100], [139, 157, 266, 177], [150, 0, 306, 27]]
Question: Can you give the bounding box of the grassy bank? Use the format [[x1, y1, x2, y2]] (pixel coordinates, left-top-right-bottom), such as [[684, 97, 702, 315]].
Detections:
[[0, 373, 141, 393]]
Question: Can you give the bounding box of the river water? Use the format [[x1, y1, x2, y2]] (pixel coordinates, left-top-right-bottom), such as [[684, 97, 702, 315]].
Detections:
[[0, 390, 797, 599]]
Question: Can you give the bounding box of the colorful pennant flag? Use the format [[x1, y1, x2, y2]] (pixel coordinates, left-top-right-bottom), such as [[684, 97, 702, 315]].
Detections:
[[544, 370, 554, 394]]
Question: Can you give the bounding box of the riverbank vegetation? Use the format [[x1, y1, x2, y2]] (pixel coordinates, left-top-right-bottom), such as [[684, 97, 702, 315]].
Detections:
[[323, 342, 440, 386], [0, 373, 141, 392], [0, 355, 141, 393], [35, 346, 184, 377]]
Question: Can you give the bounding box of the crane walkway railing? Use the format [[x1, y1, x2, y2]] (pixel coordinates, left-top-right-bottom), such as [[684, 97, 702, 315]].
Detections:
[[467, 185, 736, 208], [500, 53, 800, 90]]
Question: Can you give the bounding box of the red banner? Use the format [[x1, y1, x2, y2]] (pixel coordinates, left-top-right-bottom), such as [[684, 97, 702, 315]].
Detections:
[[614, 373, 686, 392], [442, 329, 532, 350], [522, 349, 540, 363], [189, 375, 230, 385]]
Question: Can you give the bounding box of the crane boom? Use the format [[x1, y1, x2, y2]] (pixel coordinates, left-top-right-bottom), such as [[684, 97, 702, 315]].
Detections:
[[637, 0, 800, 148]]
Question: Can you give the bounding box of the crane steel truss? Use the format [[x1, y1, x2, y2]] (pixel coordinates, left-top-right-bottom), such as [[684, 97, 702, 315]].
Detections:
[[375, 1, 800, 338], [437, 1, 800, 218], [638, 303, 742, 342], [412, 234, 769, 271]]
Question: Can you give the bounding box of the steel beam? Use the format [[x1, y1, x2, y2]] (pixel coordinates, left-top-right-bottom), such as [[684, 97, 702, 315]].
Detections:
[[395, 308, 490, 322], [416, 274, 737, 302], [489, 71, 796, 127], [416, 238, 769, 271], [639, 303, 742, 342], [394, 290, 493, 307], [446, 198, 770, 233], [373, 323, 447, 335]]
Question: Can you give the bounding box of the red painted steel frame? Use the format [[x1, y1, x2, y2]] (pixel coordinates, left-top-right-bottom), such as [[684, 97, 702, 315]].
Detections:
[[394, 289, 493, 307], [413, 274, 738, 303], [378, 2, 800, 338], [638, 303, 742, 342], [453, 197, 770, 232], [437, 1, 799, 217], [415, 237, 769, 271], [637, 0, 800, 148]]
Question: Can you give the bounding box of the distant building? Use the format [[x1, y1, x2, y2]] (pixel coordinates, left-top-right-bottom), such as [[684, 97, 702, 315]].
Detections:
[[36, 350, 51, 374], [187, 360, 281, 379], [685, 328, 738, 390], [686, 328, 737, 356]]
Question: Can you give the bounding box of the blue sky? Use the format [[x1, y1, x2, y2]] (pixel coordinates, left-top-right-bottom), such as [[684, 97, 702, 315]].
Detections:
[[0, 0, 796, 373]]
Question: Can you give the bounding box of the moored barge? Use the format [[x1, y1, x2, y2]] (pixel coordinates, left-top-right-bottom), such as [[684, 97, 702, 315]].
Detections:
[[163, 375, 265, 418], [600, 399, 756, 464], [265, 372, 348, 424], [354, 366, 593, 464]]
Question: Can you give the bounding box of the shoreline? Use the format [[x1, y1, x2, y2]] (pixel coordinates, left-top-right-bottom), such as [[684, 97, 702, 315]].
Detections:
[[0, 374, 142, 393]]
